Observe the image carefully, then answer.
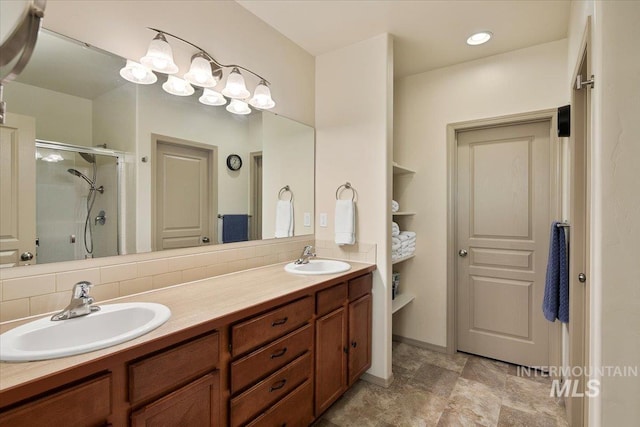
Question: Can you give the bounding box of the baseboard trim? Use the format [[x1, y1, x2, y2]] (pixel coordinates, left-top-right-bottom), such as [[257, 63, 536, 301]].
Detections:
[[360, 372, 394, 388], [392, 335, 448, 354]]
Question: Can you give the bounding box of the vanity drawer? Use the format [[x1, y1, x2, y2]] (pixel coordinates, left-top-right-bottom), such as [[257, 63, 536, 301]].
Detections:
[[232, 296, 313, 357], [129, 332, 219, 405], [231, 323, 312, 394], [316, 283, 347, 316], [348, 273, 372, 301], [230, 352, 312, 427], [245, 380, 313, 427], [0, 373, 111, 427]]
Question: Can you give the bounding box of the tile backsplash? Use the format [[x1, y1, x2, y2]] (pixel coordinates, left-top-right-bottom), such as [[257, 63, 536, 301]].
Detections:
[[0, 237, 313, 322], [0, 237, 377, 323]]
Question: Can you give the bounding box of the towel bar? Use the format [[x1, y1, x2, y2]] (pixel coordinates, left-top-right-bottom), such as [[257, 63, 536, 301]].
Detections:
[[556, 222, 570, 228], [336, 182, 356, 201], [278, 185, 293, 201], [218, 214, 252, 218]]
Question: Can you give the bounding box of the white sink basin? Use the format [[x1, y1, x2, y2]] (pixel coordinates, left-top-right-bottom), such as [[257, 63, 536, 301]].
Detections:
[[0, 302, 171, 362], [284, 259, 351, 275]]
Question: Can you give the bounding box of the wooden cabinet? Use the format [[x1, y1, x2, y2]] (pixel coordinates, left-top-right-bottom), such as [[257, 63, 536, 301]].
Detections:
[[0, 374, 111, 427], [131, 372, 219, 427], [348, 293, 372, 386], [314, 273, 373, 417], [0, 269, 375, 427], [230, 297, 314, 426]]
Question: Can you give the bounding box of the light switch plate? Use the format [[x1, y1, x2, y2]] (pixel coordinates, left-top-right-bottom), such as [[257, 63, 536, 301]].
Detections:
[[319, 213, 328, 227], [304, 212, 311, 227]]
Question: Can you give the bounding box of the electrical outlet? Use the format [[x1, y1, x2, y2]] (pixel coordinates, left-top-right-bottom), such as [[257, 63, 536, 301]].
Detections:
[[319, 213, 328, 227], [304, 212, 311, 227]]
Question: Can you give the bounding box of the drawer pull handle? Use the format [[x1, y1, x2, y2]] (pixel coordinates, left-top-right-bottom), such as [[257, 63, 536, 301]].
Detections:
[[351, 341, 357, 348], [270, 378, 287, 392], [270, 347, 288, 359], [272, 317, 288, 326]]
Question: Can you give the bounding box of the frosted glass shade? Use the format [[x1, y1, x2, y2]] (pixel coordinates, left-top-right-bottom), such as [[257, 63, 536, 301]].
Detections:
[[140, 33, 178, 74], [119, 60, 157, 84], [222, 67, 250, 99], [199, 88, 227, 106], [184, 55, 217, 87], [162, 75, 195, 96], [248, 81, 275, 109], [226, 99, 251, 115]]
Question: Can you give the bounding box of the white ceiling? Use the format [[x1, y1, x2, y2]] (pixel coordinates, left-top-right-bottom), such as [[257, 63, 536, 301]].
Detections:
[[236, 0, 571, 78]]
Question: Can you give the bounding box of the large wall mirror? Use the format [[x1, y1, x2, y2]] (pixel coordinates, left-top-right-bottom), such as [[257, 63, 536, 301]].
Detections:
[[1, 28, 315, 267]]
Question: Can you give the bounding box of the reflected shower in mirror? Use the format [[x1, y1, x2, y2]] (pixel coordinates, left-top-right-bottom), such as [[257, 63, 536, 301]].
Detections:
[[1, 28, 314, 267]]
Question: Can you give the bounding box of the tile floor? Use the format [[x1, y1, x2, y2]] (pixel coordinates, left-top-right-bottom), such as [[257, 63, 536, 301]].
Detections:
[[315, 342, 568, 427]]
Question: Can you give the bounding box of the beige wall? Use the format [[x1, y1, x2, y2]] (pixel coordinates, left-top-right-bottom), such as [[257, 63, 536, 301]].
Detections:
[[593, 1, 640, 424], [393, 39, 569, 346], [43, 0, 315, 126], [316, 34, 393, 381], [3, 81, 93, 145]]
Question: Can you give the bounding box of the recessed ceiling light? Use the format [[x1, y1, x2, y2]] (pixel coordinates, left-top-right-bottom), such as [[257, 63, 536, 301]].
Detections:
[[467, 31, 493, 46]]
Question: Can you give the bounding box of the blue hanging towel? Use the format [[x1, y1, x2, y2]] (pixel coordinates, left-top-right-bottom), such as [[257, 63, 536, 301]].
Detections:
[[542, 221, 569, 323], [222, 214, 249, 243]]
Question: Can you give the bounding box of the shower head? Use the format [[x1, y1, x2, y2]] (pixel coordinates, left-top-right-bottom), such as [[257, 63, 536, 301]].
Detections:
[[67, 168, 95, 187], [79, 152, 96, 164]]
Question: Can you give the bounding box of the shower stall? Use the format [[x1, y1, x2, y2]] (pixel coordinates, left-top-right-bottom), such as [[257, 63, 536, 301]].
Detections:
[[35, 140, 123, 263]]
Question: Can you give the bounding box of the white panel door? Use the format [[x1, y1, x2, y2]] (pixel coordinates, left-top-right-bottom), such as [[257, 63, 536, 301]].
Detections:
[[457, 120, 552, 367], [156, 142, 212, 250], [0, 113, 36, 267]]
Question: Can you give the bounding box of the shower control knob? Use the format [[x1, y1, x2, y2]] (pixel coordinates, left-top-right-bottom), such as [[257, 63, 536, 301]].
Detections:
[[458, 249, 468, 257], [20, 251, 34, 261], [202, 237, 210, 243]]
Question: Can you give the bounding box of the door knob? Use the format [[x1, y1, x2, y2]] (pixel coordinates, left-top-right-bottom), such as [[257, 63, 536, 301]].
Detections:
[[458, 249, 468, 257], [202, 237, 210, 243], [578, 273, 587, 283], [20, 251, 34, 261]]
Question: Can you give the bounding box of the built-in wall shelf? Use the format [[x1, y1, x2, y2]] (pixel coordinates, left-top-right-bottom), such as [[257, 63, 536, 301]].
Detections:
[[392, 163, 416, 175], [392, 254, 415, 265], [392, 211, 416, 216], [392, 292, 416, 314]]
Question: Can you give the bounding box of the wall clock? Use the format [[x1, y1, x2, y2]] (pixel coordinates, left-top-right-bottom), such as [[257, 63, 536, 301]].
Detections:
[[226, 154, 242, 171]]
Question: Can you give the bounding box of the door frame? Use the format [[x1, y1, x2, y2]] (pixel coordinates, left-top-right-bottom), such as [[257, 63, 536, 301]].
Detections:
[[249, 151, 263, 241], [446, 109, 562, 370], [566, 16, 592, 427], [151, 134, 218, 251]]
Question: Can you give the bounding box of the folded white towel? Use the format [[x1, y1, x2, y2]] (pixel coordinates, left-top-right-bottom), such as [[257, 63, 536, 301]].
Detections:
[[275, 200, 293, 238], [392, 236, 401, 245], [397, 234, 410, 242], [392, 222, 400, 237], [335, 199, 355, 245], [392, 242, 402, 251], [391, 200, 400, 213], [400, 231, 416, 238]]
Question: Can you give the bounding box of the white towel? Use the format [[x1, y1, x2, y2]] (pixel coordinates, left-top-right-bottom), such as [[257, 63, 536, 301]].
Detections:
[[400, 231, 416, 238], [275, 200, 293, 238], [335, 199, 355, 245], [392, 200, 400, 213], [392, 236, 401, 245], [392, 222, 400, 237], [397, 234, 410, 242]]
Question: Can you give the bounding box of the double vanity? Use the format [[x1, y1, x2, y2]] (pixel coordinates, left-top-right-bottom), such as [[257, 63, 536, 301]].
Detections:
[[0, 258, 375, 426]]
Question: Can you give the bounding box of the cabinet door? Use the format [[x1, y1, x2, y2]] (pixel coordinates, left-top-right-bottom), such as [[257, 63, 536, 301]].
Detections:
[[131, 372, 219, 427], [348, 294, 372, 386], [315, 306, 348, 416]]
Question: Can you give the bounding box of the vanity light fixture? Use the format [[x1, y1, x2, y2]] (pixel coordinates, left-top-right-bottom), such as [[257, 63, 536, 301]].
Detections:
[[226, 98, 251, 115], [466, 31, 493, 46], [119, 60, 157, 84], [119, 28, 276, 115], [162, 75, 195, 96], [199, 88, 227, 106]]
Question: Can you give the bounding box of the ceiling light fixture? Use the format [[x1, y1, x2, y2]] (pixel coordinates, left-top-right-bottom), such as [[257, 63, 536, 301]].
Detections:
[[119, 28, 275, 115], [466, 31, 493, 46]]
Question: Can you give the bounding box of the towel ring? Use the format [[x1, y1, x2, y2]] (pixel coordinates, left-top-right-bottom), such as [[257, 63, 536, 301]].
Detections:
[[336, 182, 355, 201], [278, 185, 293, 201]]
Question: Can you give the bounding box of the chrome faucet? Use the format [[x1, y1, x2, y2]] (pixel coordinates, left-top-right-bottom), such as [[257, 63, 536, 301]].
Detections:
[[51, 281, 101, 321], [294, 245, 316, 265]]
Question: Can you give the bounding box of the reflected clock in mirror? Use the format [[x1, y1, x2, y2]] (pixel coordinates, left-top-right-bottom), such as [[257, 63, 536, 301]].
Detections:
[[1, 28, 315, 267]]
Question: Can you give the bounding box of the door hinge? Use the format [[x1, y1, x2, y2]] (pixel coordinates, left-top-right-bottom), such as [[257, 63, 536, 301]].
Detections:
[[576, 74, 595, 90], [228, 343, 232, 353]]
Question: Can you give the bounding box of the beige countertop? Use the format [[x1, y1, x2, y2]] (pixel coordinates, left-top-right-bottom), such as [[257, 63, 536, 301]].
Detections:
[[0, 260, 375, 395]]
